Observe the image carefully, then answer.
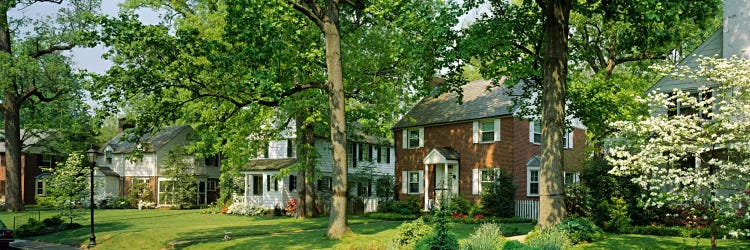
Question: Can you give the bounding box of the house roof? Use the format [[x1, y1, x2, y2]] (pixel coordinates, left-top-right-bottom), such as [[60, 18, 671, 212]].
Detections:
[[649, 28, 723, 92], [0, 130, 55, 154], [105, 125, 192, 154], [97, 167, 120, 177], [526, 155, 541, 167], [424, 147, 460, 165], [393, 79, 519, 129], [243, 158, 298, 171]]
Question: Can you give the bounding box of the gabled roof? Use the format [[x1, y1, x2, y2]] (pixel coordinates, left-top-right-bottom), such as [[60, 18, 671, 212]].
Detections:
[[243, 158, 298, 171], [650, 28, 723, 92], [424, 147, 460, 165], [97, 167, 120, 177], [105, 125, 192, 154], [393, 80, 519, 129], [526, 155, 541, 167], [0, 130, 56, 154]]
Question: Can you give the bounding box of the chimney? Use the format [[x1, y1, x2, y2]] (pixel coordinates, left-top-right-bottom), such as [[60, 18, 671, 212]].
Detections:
[[117, 118, 135, 133], [723, 0, 750, 58]]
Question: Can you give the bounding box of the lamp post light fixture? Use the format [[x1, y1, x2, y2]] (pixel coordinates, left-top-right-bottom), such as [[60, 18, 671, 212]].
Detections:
[[85, 147, 98, 247]]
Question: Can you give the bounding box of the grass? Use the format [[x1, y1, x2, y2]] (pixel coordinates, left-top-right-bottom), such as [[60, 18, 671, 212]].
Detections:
[[1, 208, 748, 249], [573, 234, 750, 250]]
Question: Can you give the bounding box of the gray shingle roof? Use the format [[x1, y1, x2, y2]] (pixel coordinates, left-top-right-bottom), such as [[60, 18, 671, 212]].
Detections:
[[393, 80, 518, 129], [105, 125, 192, 154], [434, 147, 460, 160], [526, 155, 541, 167], [650, 28, 723, 92], [243, 158, 298, 171]]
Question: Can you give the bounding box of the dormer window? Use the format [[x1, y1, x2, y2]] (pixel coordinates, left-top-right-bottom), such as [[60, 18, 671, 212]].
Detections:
[[105, 150, 113, 164]]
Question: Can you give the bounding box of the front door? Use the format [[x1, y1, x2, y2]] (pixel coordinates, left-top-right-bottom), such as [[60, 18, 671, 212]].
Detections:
[[435, 164, 459, 203]]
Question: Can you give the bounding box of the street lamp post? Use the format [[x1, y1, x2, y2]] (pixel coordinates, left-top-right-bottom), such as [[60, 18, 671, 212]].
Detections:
[[86, 148, 98, 248]]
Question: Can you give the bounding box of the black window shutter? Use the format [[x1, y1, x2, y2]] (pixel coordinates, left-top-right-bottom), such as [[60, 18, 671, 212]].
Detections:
[[352, 143, 358, 168], [377, 147, 382, 163], [287, 139, 294, 158], [368, 145, 373, 162], [386, 147, 391, 163]]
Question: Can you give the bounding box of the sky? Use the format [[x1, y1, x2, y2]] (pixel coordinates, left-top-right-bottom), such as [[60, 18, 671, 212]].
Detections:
[[9, 0, 160, 74]]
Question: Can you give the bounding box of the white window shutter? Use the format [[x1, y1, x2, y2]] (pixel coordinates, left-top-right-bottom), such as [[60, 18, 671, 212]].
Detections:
[[401, 171, 408, 193], [402, 130, 408, 149], [418, 170, 424, 194], [418, 127, 424, 148], [494, 119, 501, 141], [472, 169, 479, 195], [568, 131, 574, 148], [528, 121, 535, 143], [472, 121, 479, 143]]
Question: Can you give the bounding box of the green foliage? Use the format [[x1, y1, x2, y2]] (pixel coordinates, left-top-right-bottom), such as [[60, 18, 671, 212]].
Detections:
[[38, 152, 89, 216], [594, 197, 631, 232], [375, 174, 396, 202], [501, 240, 537, 250], [160, 147, 198, 209], [226, 203, 268, 216], [127, 180, 152, 208], [524, 226, 572, 250], [563, 183, 593, 219], [449, 196, 472, 215], [99, 197, 130, 209], [392, 217, 433, 247], [555, 218, 603, 245], [480, 169, 516, 218], [415, 206, 459, 250], [618, 225, 727, 238], [378, 196, 422, 215], [582, 158, 648, 225], [16, 217, 82, 237], [364, 212, 419, 221], [447, 216, 534, 225], [461, 223, 505, 250]]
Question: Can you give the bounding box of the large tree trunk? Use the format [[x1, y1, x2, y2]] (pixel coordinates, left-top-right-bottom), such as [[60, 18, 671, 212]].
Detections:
[[301, 118, 319, 217], [0, 7, 23, 212], [296, 168, 306, 218], [322, 0, 350, 239], [537, 0, 571, 227]]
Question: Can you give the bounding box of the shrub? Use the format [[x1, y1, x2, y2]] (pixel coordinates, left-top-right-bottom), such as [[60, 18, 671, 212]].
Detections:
[[564, 183, 593, 218], [226, 203, 268, 216], [502, 240, 537, 250], [42, 216, 64, 227], [600, 197, 631, 232], [392, 217, 433, 247], [16, 217, 81, 237], [365, 212, 419, 221], [462, 223, 506, 250], [285, 199, 297, 216], [524, 226, 571, 250], [415, 206, 459, 250], [469, 204, 487, 217], [555, 218, 603, 244], [200, 202, 225, 214], [449, 196, 472, 215], [481, 169, 516, 217], [378, 196, 422, 215]]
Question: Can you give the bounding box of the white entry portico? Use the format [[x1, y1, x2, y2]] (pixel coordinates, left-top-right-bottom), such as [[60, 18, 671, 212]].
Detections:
[[423, 147, 460, 211]]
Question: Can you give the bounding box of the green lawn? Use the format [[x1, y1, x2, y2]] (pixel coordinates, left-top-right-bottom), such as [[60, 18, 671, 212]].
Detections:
[[0, 209, 747, 250]]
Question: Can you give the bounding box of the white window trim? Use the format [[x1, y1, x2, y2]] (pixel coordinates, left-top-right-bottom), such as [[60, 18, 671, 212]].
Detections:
[[479, 168, 497, 193], [564, 171, 580, 184], [36, 179, 47, 196], [402, 170, 424, 194], [207, 180, 217, 191], [530, 121, 574, 148], [529, 121, 541, 144], [402, 128, 424, 149], [474, 119, 501, 143], [527, 167, 540, 197]]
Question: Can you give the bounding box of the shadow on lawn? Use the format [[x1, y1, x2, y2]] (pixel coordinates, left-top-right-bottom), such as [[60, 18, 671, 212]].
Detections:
[[27, 221, 132, 247], [170, 219, 403, 249], [581, 234, 750, 250]]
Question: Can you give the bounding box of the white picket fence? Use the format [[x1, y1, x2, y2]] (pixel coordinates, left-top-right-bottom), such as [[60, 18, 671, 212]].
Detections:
[[515, 199, 539, 220]]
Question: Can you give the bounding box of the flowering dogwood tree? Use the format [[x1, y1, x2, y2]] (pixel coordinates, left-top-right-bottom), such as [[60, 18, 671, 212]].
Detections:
[[607, 57, 750, 249]]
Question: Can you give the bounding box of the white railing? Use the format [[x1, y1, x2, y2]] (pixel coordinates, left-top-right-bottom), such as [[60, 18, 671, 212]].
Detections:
[[363, 198, 378, 213], [515, 199, 539, 220]]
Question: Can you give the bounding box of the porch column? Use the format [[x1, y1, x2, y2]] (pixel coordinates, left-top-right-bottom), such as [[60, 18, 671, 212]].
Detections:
[[443, 164, 448, 200], [424, 164, 429, 212], [244, 175, 250, 206]]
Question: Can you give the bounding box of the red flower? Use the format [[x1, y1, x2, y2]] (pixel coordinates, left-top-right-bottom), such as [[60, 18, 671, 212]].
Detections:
[[473, 215, 485, 220]]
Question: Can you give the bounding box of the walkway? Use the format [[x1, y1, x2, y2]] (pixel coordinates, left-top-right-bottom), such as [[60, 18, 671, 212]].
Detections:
[[9, 239, 80, 250]]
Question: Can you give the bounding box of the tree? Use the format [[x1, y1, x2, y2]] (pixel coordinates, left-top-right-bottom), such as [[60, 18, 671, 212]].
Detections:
[[160, 147, 198, 209], [38, 152, 88, 219], [455, 0, 721, 226], [607, 57, 750, 249], [0, 0, 100, 211], [93, 0, 457, 238]]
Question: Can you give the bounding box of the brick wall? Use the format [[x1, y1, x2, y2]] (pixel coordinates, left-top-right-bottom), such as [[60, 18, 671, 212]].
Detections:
[[395, 116, 586, 205]]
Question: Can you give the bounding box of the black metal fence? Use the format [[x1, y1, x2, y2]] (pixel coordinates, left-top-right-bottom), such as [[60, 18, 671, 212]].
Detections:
[[13, 210, 41, 230]]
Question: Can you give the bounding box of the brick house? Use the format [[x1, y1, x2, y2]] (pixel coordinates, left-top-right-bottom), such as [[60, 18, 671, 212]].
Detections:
[[0, 130, 61, 204], [392, 80, 586, 213]]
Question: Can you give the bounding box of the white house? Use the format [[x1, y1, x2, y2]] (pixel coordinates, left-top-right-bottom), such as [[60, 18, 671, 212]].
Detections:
[[238, 120, 395, 213], [96, 124, 221, 206]]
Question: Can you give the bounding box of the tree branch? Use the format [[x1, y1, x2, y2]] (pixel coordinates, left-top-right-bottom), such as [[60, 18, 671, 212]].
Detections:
[[614, 54, 667, 65], [31, 44, 76, 58], [290, 0, 324, 31]]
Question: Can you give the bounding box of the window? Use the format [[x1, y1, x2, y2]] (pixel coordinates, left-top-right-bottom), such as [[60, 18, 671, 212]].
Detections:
[[266, 175, 272, 192], [474, 119, 499, 143], [317, 176, 332, 192], [204, 155, 219, 167], [259, 142, 269, 158], [348, 143, 357, 168], [289, 175, 297, 191], [252, 175, 263, 195], [207, 180, 217, 191], [378, 146, 390, 163], [530, 121, 542, 144], [286, 139, 295, 158], [358, 180, 372, 197], [40, 154, 53, 167], [105, 150, 113, 164], [564, 172, 580, 185], [36, 179, 46, 196], [527, 168, 539, 196], [668, 89, 714, 119], [563, 131, 574, 149], [480, 169, 496, 193], [159, 180, 175, 205], [408, 172, 420, 194], [402, 128, 423, 149], [358, 144, 372, 162]]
